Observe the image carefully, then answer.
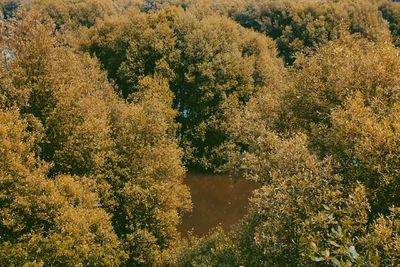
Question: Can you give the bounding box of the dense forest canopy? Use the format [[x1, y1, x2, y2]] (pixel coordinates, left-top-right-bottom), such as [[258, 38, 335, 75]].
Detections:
[[0, 0, 400, 266]]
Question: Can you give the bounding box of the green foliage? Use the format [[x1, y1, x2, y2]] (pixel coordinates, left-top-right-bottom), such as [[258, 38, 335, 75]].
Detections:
[[322, 95, 400, 215], [0, 110, 123, 266], [231, 0, 391, 64], [380, 2, 400, 46], [232, 133, 368, 266], [178, 228, 242, 267], [173, 15, 285, 170], [2, 0, 400, 266], [227, 131, 400, 266], [220, 22, 400, 267], [26, 0, 118, 29], [183, 0, 246, 19], [1, 13, 191, 266], [85, 6, 286, 170], [2, 12, 115, 176], [289, 34, 400, 130], [286, 34, 400, 215], [107, 77, 191, 266], [359, 207, 400, 265], [42, 52, 115, 176]]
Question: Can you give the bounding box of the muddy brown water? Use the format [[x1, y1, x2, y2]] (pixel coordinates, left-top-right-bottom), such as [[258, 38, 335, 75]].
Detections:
[[179, 172, 258, 237]]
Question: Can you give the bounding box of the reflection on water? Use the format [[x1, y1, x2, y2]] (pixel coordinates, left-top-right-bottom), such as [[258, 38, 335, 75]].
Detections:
[[180, 172, 258, 237]]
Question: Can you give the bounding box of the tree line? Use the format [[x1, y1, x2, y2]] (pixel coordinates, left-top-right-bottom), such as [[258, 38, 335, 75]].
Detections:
[[0, 0, 400, 266]]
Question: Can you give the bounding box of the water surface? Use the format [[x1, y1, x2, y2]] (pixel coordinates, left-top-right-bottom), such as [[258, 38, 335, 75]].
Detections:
[[180, 172, 257, 236]]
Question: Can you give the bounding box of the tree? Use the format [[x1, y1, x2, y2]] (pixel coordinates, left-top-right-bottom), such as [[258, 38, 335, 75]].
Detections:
[[359, 208, 400, 265], [107, 75, 191, 266], [288, 34, 400, 130], [0, 0, 20, 19], [2, 12, 116, 177], [182, 0, 246, 19], [231, 0, 391, 64], [25, 0, 118, 29], [2, 13, 191, 266], [317, 93, 400, 216], [178, 228, 242, 267], [231, 132, 399, 266], [0, 109, 123, 266], [287, 34, 400, 215], [86, 6, 287, 171], [380, 1, 400, 46]]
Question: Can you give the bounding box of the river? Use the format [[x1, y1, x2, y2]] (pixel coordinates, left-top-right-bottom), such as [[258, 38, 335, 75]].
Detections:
[[180, 172, 258, 237]]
